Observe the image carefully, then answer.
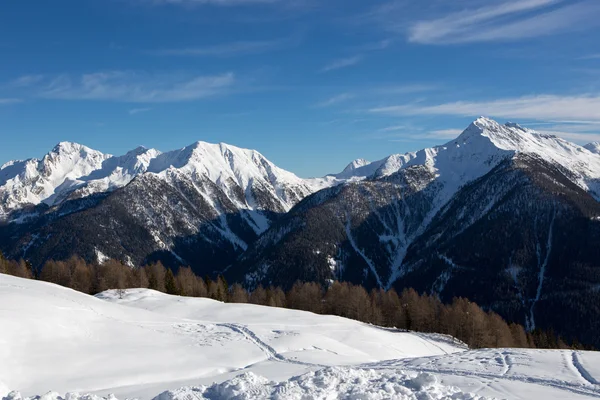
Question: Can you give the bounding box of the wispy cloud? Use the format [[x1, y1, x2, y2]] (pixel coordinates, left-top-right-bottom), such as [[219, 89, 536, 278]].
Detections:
[[32, 71, 235, 103], [531, 121, 600, 143], [427, 128, 464, 138], [579, 53, 600, 60], [316, 93, 355, 107], [148, 36, 299, 57], [367, 126, 463, 142], [145, 0, 280, 6], [370, 94, 600, 122], [378, 125, 406, 132], [367, 0, 600, 45], [371, 83, 439, 95], [538, 130, 600, 143], [129, 107, 152, 115], [408, 0, 600, 44], [10, 75, 45, 87], [353, 39, 394, 52], [0, 98, 22, 105], [321, 55, 362, 73]]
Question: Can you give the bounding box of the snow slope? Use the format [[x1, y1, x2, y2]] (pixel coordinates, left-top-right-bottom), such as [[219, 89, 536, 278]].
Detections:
[[2, 274, 600, 400], [3, 118, 599, 223], [347, 117, 600, 203], [0, 142, 110, 216], [0, 273, 459, 399], [0, 141, 326, 223], [585, 142, 600, 155]]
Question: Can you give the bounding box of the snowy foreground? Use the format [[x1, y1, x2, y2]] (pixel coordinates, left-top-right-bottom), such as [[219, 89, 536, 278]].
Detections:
[[2, 274, 600, 400]]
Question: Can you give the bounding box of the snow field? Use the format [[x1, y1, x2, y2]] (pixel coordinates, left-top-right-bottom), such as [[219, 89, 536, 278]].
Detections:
[[2, 274, 600, 400]]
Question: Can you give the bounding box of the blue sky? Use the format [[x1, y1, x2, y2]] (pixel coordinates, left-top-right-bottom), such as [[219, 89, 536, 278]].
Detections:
[[1, 0, 600, 177]]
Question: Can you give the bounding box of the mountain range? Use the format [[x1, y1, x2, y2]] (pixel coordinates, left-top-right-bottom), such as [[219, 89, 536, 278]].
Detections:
[[1, 117, 600, 346]]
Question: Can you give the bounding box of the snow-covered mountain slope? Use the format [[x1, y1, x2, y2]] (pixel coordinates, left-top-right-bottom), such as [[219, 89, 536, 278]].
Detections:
[[232, 118, 600, 348], [0, 141, 334, 272], [0, 142, 110, 218], [0, 141, 323, 224], [3, 274, 600, 400], [235, 118, 600, 288], [585, 142, 600, 155], [338, 117, 600, 200], [330, 158, 382, 180]]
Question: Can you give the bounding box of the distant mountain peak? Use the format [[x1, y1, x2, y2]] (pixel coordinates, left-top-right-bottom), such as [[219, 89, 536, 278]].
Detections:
[[51, 141, 93, 155], [342, 159, 370, 173], [0, 139, 323, 222], [585, 142, 600, 155], [129, 145, 148, 153]]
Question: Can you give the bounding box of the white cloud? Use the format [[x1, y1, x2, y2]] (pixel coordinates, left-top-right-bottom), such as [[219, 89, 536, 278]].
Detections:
[[378, 125, 406, 132], [321, 55, 363, 73], [148, 36, 298, 57], [409, 0, 557, 43], [371, 83, 439, 95], [0, 98, 22, 105], [371, 0, 600, 45], [37, 71, 234, 103], [427, 128, 464, 138], [370, 94, 600, 122], [539, 130, 600, 143], [532, 122, 600, 143], [147, 0, 279, 5], [316, 93, 355, 107], [129, 107, 152, 115], [579, 54, 600, 60], [354, 39, 394, 52], [390, 128, 463, 140], [11, 75, 45, 87]]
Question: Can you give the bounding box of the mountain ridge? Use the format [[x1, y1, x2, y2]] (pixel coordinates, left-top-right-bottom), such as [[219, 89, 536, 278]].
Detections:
[[0, 140, 333, 224], [3, 117, 599, 222]]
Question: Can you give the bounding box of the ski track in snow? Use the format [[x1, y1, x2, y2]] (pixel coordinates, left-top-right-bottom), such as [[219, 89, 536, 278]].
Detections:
[[413, 333, 450, 356], [216, 323, 327, 368], [362, 356, 600, 399], [571, 351, 600, 386], [5, 278, 600, 400], [503, 352, 513, 377], [214, 323, 600, 399], [496, 351, 510, 377]]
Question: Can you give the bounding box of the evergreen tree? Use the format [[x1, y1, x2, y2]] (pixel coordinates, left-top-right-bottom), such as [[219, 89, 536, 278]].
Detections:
[[165, 268, 179, 295]]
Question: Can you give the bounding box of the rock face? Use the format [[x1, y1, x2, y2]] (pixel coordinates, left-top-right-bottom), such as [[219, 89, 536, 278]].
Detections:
[[2, 117, 600, 346]]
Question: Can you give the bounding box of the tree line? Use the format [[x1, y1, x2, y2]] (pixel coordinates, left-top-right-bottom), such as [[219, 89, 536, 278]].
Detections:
[[0, 252, 585, 350]]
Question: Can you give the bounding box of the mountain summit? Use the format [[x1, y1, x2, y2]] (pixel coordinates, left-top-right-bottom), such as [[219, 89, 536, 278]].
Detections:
[[0, 140, 326, 223], [585, 141, 600, 155]]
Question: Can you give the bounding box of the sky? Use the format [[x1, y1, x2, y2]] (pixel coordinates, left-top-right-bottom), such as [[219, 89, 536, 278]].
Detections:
[[1, 0, 600, 177]]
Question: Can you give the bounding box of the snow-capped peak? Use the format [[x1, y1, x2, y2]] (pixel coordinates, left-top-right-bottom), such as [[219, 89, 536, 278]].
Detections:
[[585, 142, 600, 155], [2, 119, 600, 222], [51, 141, 90, 154], [0, 142, 111, 216], [343, 158, 370, 173], [147, 140, 305, 188], [456, 117, 556, 151], [330, 158, 385, 180], [0, 140, 319, 222], [364, 117, 600, 203]]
